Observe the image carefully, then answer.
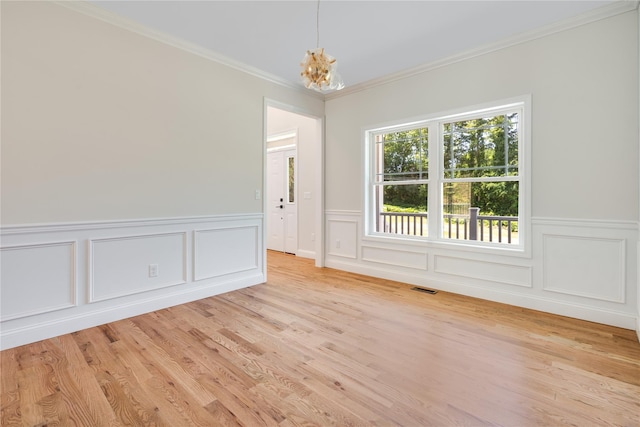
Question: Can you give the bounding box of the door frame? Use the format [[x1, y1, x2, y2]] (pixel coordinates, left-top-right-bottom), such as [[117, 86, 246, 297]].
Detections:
[[264, 98, 325, 268]]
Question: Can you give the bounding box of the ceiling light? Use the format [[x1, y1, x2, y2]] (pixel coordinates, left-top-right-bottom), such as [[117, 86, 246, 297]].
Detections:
[[300, 0, 344, 92]]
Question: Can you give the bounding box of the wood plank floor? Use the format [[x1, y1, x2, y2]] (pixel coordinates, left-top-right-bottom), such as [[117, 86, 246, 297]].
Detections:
[[2, 251, 639, 426]]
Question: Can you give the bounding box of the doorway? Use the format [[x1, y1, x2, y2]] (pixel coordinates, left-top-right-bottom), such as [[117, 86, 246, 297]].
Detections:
[[265, 103, 323, 265]]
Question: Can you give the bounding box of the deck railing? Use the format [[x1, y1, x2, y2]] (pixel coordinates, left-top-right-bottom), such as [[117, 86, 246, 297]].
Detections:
[[380, 212, 429, 237], [380, 208, 518, 244]]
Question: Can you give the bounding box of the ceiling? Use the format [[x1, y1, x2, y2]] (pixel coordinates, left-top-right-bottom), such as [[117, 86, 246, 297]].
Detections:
[[90, 0, 621, 91]]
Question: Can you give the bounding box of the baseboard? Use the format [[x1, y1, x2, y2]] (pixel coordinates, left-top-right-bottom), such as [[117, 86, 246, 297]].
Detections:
[[1, 214, 265, 350], [296, 249, 316, 260], [325, 258, 637, 331], [0, 273, 263, 350]]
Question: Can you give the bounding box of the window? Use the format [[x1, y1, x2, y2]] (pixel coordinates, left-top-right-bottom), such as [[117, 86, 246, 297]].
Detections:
[[373, 127, 430, 236], [366, 99, 527, 249], [287, 156, 295, 203]]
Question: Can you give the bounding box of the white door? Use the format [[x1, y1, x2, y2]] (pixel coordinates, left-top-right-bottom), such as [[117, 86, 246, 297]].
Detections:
[[267, 149, 297, 253]]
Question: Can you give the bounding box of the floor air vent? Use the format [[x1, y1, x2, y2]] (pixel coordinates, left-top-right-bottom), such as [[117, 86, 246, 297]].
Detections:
[[412, 287, 438, 295]]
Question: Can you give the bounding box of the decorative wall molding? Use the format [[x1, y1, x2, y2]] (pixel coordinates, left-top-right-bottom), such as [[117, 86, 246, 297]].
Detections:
[[325, 210, 361, 216], [533, 219, 636, 307], [325, 210, 638, 330], [542, 234, 626, 303], [325, 257, 637, 330], [327, 219, 358, 259], [1, 213, 263, 235], [532, 217, 638, 230], [0, 273, 262, 354], [1, 241, 77, 321], [194, 226, 260, 281], [434, 255, 531, 288], [0, 215, 264, 350], [89, 232, 188, 303], [362, 245, 428, 271]]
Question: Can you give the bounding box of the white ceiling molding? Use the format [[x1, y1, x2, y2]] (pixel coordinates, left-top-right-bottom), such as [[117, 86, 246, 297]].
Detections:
[[325, 0, 639, 100], [54, 0, 325, 100], [55, 0, 637, 102]]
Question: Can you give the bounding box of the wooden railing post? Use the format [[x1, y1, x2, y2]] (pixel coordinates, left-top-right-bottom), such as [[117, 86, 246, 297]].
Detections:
[[469, 207, 479, 240]]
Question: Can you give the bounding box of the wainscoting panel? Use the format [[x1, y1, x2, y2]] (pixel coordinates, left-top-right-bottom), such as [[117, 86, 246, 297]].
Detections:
[[542, 234, 625, 303], [90, 233, 187, 302], [327, 218, 358, 259], [434, 255, 532, 287], [362, 245, 428, 270], [194, 226, 259, 281], [0, 241, 76, 321], [325, 210, 638, 330], [0, 214, 264, 350]]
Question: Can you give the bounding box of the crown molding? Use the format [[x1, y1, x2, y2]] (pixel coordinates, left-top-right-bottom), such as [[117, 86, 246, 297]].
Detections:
[[326, 0, 639, 100], [53, 0, 325, 101], [52, 0, 637, 103]]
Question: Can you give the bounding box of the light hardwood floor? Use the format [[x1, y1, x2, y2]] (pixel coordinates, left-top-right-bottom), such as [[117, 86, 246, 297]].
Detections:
[[2, 251, 639, 426]]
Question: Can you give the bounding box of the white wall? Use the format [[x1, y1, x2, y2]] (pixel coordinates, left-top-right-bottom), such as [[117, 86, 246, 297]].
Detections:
[[0, 1, 324, 349], [267, 107, 320, 259], [1, 1, 324, 225], [324, 10, 639, 329]]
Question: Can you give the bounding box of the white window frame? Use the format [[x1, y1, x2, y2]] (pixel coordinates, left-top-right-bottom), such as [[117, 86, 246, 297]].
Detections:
[[364, 96, 531, 257]]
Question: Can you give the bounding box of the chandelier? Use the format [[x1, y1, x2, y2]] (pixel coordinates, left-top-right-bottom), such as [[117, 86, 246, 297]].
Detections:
[[300, 1, 344, 92]]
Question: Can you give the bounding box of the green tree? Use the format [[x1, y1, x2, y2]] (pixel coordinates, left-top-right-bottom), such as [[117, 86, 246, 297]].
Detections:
[[382, 129, 428, 210], [444, 114, 518, 216], [381, 114, 518, 216]]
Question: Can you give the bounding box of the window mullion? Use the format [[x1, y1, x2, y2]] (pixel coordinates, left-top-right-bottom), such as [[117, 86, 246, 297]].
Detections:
[[442, 175, 520, 184], [373, 133, 384, 233], [427, 122, 440, 240]]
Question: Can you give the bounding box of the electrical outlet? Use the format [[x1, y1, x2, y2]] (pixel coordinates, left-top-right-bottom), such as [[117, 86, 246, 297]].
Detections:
[[336, 240, 341, 249], [149, 264, 159, 278], [255, 190, 261, 200]]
